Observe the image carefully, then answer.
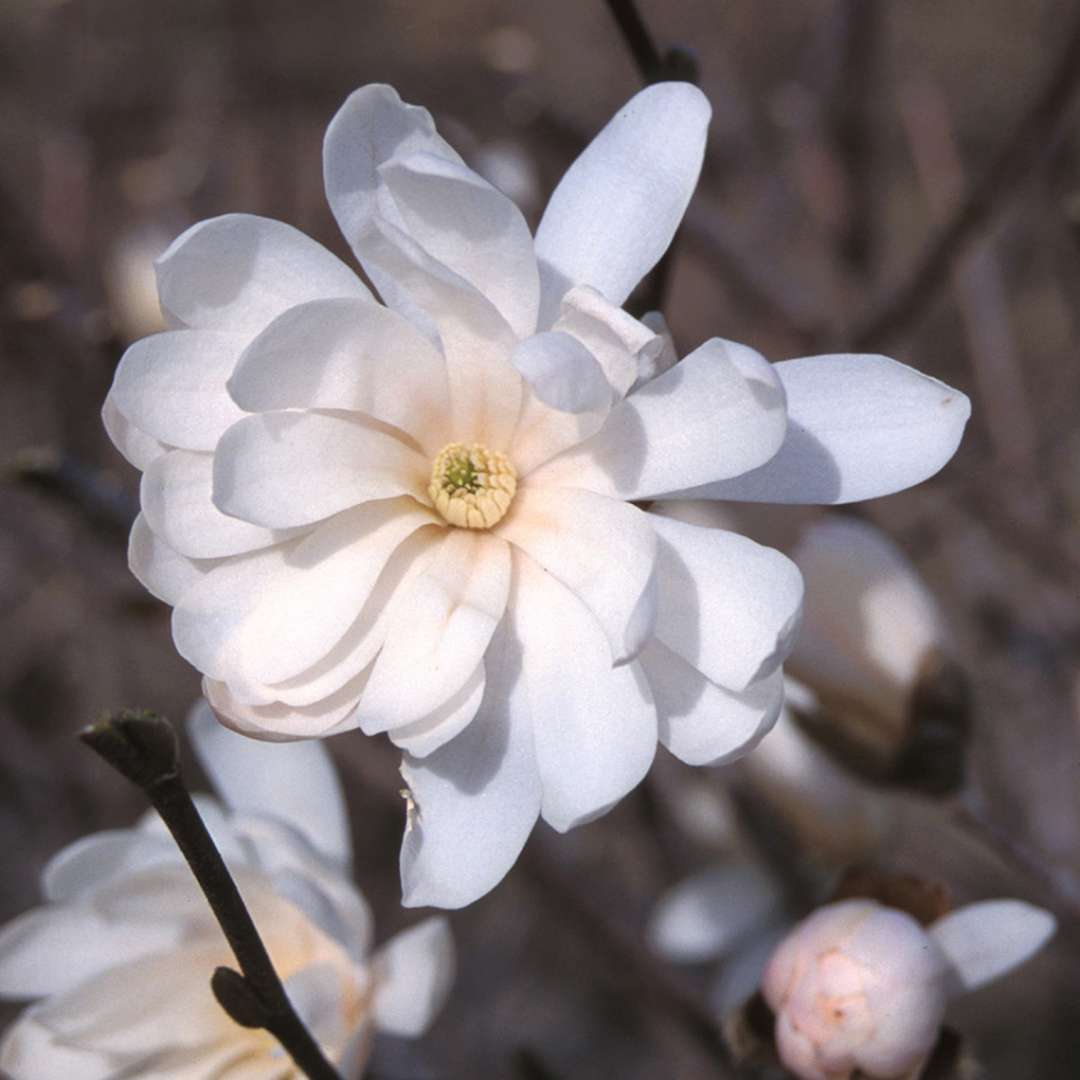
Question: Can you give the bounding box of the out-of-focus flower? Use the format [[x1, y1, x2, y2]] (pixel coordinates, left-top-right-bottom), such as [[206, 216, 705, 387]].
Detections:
[[103, 79, 970, 908], [0, 702, 453, 1078], [762, 897, 1054, 1080]]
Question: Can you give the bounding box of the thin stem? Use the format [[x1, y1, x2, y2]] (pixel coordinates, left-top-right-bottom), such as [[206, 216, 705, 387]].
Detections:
[[602, 0, 664, 83], [81, 712, 342, 1080]]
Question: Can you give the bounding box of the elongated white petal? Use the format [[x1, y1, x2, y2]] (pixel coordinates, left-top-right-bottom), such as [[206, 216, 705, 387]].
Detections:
[[173, 500, 436, 684], [534, 82, 710, 321], [142, 450, 294, 558], [373, 917, 455, 1036], [642, 641, 784, 765], [226, 297, 451, 454], [359, 531, 510, 730], [156, 213, 370, 334], [510, 331, 611, 413], [400, 619, 541, 909], [213, 412, 429, 529], [379, 151, 540, 339], [110, 330, 247, 451], [650, 514, 804, 692], [530, 337, 787, 500], [128, 513, 210, 605], [495, 486, 656, 663], [930, 900, 1055, 993], [187, 700, 351, 866], [42, 830, 178, 903], [514, 553, 657, 833], [648, 862, 784, 963], [101, 395, 168, 471], [678, 354, 971, 504]]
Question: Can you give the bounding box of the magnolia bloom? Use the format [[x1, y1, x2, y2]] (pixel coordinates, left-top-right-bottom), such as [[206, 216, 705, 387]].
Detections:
[[0, 703, 453, 1078], [103, 79, 970, 908]]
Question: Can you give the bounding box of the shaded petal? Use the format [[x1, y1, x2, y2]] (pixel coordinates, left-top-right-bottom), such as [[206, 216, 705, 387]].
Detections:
[[509, 388, 611, 477], [0, 1011, 116, 1080], [530, 337, 787, 499], [372, 917, 455, 1037], [102, 395, 168, 471], [388, 663, 487, 759], [128, 513, 211, 605], [650, 513, 804, 692], [514, 552, 657, 833], [187, 699, 351, 866], [156, 213, 370, 334], [677, 354, 971, 504], [359, 531, 510, 730], [495, 486, 656, 663], [642, 641, 785, 766], [142, 450, 295, 558], [109, 330, 247, 451], [399, 618, 540, 909], [226, 297, 451, 455], [212, 412, 430, 529], [534, 82, 710, 321], [510, 331, 611, 413], [42, 830, 178, 903]]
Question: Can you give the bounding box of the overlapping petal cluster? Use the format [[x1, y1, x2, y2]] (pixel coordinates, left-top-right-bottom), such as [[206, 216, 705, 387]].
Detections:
[[0, 704, 453, 1077], [103, 80, 970, 908]]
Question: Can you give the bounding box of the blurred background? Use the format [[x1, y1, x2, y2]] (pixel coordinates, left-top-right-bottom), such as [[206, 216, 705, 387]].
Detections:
[[2, 0, 1080, 1076]]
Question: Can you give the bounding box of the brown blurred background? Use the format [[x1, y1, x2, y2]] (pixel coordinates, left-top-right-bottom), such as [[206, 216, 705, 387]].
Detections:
[[2, 1, 1080, 1076]]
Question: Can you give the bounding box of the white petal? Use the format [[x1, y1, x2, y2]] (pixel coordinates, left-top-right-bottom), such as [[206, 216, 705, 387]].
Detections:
[[101, 395, 168, 471], [141, 450, 293, 559], [379, 151, 540, 338], [399, 619, 541, 909], [372, 917, 455, 1037], [388, 663, 486, 759], [510, 331, 611, 413], [494, 486, 657, 663], [530, 337, 787, 500], [679, 354, 971, 504], [212, 412, 430, 529], [109, 330, 247, 451], [187, 699, 351, 865], [534, 82, 710, 321], [930, 900, 1055, 993], [42, 830, 178, 903], [553, 284, 659, 398], [127, 513, 210, 605], [633, 310, 679, 389], [642, 642, 785, 766], [514, 552, 657, 833], [0, 1011, 115, 1080], [156, 213, 370, 334], [650, 514, 804, 693], [647, 862, 784, 964], [226, 297, 451, 455], [359, 531, 510, 730], [509, 388, 611, 477], [173, 500, 436, 684]]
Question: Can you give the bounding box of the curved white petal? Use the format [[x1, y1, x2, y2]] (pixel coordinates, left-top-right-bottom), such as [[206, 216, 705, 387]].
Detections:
[[510, 388, 611, 477], [530, 337, 787, 500], [930, 900, 1055, 994], [173, 499, 436, 685], [641, 641, 785, 766], [226, 297, 451, 455], [156, 213, 370, 334], [141, 450, 294, 558], [510, 331, 611, 413], [359, 531, 510, 730], [372, 917, 455, 1037], [212, 411, 430, 529], [677, 354, 971, 504], [379, 151, 540, 338], [514, 553, 657, 833], [187, 699, 351, 866], [42, 831, 178, 903], [534, 82, 711, 321], [389, 663, 487, 759], [400, 618, 541, 910], [650, 514, 804, 692], [1, 1011, 115, 1080], [127, 513, 210, 605], [101, 395, 168, 471], [495, 486, 657, 663], [109, 330, 247, 451]]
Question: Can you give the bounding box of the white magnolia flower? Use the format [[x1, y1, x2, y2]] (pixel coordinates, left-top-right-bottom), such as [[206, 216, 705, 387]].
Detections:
[[0, 703, 454, 1079], [102, 80, 970, 908]]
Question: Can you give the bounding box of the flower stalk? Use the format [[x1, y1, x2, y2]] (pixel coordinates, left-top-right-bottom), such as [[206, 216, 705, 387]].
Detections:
[[80, 711, 343, 1080]]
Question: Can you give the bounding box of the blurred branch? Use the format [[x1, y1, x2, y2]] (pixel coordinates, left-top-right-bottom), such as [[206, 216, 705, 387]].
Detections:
[[852, 6, 1080, 347], [80, 712, 342, 1080], [602, 0, 664, 83]]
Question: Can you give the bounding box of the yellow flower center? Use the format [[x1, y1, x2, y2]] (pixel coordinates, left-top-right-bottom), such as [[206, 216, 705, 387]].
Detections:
[[428, 442, 517, 529]]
